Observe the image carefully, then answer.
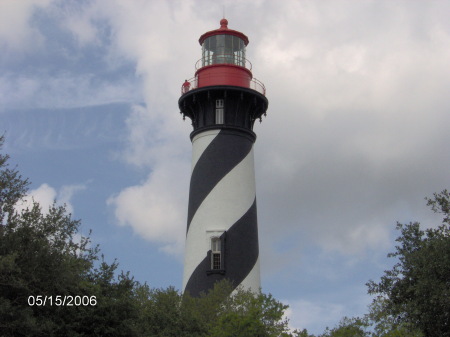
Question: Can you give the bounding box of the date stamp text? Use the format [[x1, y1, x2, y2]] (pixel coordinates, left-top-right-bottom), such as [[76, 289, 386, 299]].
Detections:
[[28, 295, 97, 306]]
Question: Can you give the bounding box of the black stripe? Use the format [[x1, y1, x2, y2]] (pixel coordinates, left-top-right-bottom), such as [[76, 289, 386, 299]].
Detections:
[[187, 129, 253, 232], [184, 199, 259, 297]]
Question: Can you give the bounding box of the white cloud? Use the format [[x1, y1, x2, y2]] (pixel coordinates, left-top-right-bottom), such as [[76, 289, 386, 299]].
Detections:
[[107, 105, 191, 258], [16, 183, 57, 215], [284, 288, 373, 335], [318, 220, 391, 257], [107, 158, 190, 257], [15, 183, 86, 215], [58, 184, 87, 214], [284, 299, 345, 334], [63, 8, 99, 46], [96, 0, 202, 256], [0, 0, 53, 52], [0, 73, 141, 111], [252, 0, 450, 257]]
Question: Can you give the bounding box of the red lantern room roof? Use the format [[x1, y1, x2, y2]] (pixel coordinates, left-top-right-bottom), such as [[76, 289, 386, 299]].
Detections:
[[199, 18, 249, 46]]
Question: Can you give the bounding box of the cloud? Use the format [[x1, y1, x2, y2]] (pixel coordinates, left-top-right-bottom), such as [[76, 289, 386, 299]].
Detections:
[[107, 104, 190, 257], [0, 1, 142, 112], [93, 0, 204, 256], [283, 285, 372, 334], [58, 184, 88, 214], [284, 299, 345, 334], [0, 0, 53, 53], [30, 0, 447, 262], [252, 0, 450, 257], [0, 72, 141, 111], [16, 183, 57, 215], [107, 158, 190, 257], [62, 6, 100, 46], [15, 183, 86, 215]]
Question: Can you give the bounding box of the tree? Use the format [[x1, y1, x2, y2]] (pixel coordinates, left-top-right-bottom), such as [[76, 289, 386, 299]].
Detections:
[[0, 136, 140, 336], [367, 190, 450, 337], [206, 283, 293, 337], [0, 136, 29, 226], [134, 284, 209, 337], [365, 296, 423, 337], [318, 317, 369, 337], [132, 279, 301, 336], [295, 329, 316, 337]]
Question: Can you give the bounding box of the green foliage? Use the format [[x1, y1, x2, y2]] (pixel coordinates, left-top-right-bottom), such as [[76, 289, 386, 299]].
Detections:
[[319, 317, 369, 337], [0, 135, 30, 226], [134, 279, 298, 337], [365, 296, 423, 337], [367, 190, 450, 337], [207, 283, 292, 337], [295, 329, 316, 337], [0, 137, 139, 336], [134, 284, 208, 337], [311, 311, 423, 337]]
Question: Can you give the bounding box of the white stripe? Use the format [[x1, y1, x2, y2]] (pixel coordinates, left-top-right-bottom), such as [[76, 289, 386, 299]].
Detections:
[[183, 148, 256, 290], [232, 257, 261, 294], [191, 129, 220, 173]]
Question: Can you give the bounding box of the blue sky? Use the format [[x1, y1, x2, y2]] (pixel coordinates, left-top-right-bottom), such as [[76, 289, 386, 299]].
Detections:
[[1, 0, 449, 334]]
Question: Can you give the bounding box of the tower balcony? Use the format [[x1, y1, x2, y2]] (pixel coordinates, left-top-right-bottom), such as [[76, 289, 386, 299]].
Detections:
[[181, 75, 266, 96], [181, 55, 266, 97]]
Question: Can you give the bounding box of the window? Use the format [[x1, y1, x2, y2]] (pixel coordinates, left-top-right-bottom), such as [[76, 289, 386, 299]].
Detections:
[[215, 99, 224, 124], [202, 35, 246, 67], [206, 231, 226, 275], [211, 237, 221, 270]]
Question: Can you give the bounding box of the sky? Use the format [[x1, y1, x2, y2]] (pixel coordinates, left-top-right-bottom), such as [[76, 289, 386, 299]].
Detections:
[[1, 0, 449, 334]]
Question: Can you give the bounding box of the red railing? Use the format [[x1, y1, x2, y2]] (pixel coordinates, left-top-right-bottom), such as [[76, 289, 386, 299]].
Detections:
[[181, 75, 266, 96], [181, 76, 197, 94]]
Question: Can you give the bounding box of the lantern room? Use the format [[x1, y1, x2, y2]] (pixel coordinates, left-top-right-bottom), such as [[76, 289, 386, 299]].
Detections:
[[200, 19, 248, 68], [181, 19, 266, 95]]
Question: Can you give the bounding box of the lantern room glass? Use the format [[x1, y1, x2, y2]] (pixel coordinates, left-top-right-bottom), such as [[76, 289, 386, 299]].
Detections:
[[202, 35, 246, 67]]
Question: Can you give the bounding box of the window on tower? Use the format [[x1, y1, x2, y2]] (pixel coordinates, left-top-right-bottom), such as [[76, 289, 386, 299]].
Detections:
[[211, 237, 221, 270], [216, 99, 224, 124], [206, 232, 226, 275]]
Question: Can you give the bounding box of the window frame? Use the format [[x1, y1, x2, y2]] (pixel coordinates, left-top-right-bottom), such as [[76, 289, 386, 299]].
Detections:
[[206, 231, 226, 275], [211, 237, 221, 270], [215, 99, 224, 124]]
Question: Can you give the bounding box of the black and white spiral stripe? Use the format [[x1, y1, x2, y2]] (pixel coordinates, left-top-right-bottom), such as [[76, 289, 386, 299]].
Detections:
[[182, 128, 260, 297]]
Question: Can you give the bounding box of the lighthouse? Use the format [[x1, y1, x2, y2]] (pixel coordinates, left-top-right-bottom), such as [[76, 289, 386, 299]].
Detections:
[[179, 18, 268, 297]]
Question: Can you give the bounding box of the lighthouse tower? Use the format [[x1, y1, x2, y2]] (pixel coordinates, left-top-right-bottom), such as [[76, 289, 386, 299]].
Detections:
[[179, 19, 268, 297]]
